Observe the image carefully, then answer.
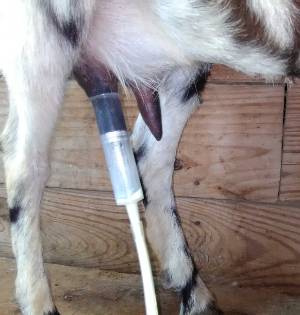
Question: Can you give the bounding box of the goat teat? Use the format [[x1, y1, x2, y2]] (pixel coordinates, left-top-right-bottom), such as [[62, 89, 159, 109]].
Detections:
[[73, 62, 162, 140]]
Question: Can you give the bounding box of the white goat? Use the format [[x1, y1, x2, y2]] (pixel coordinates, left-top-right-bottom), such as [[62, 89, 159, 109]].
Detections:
[[0, 1, 299, 315]]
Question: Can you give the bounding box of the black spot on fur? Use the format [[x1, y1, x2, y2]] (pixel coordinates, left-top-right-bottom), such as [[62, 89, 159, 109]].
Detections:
[[171, 206, 182, 227], [41, 0, 82, 47], [181, 272, 224, 315], [174, 158, 184, 171], [133, 145, 148, 207], [44, 307, 61, 315], [183, 243, 192, 260], [182, 64, 211, 102], [60, 19, 80, 47], [284, 48, 300, 78], [181, 268, 198, 314], [139, 176, 149, 207], [9, 206, 21, 223], [134, 144, 147, 163], [8, 185, 25, 223], [286, 61, 300, 78]]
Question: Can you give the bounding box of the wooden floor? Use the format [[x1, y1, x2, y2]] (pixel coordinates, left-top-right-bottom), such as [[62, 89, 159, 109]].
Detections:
[[1, 256, 300, 315], [0, 66, 300, 314]]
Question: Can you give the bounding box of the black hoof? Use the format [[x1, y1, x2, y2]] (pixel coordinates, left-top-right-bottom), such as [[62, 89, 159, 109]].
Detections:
[[181, 301, 224, 315]]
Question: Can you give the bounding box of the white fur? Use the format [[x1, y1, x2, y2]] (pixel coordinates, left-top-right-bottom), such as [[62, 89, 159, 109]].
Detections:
[[0, 0, 296, 83], [132, 68, 214, 313], [85, 0, 288, 87], [0, 1, 299, 315], [246, 0, 297, 49]]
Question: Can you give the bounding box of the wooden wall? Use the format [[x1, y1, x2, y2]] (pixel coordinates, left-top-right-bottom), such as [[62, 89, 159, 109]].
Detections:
[[0, 66, 300, 303]]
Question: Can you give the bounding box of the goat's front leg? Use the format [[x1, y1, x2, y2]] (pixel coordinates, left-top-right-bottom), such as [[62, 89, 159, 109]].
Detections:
[[132, 66, 223, 315]]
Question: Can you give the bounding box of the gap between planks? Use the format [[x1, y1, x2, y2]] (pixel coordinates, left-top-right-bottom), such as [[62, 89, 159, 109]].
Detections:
[[0, 79, 285, 202], [0, 185, 300, 288]]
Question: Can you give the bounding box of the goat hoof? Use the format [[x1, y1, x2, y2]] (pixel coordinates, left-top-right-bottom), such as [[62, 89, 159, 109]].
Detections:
[[180, 301, 224, 315]]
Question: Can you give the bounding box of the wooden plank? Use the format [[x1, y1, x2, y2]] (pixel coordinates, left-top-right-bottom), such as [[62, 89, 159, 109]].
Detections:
[[175, 84, 284, 201], [1, 257, 300, 315], [1, 187, 300, 287], [209, 64, 266, 83], [280, 80, 300, 200], [0, 257, 178, 315], [0, 80, 284, 201]]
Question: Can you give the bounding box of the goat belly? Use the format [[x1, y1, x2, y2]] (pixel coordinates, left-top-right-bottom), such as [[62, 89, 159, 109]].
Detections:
[[84, 0, 186, 85]]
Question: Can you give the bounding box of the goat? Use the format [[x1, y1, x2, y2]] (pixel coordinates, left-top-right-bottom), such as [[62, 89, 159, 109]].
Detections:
[[0, 1, 299, 314]]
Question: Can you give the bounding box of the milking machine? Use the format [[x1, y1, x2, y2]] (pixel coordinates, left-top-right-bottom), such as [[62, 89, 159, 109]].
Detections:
[[74, 65, 159, 315]]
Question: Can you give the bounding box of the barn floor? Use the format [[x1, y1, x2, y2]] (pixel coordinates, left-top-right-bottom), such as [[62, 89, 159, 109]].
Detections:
[[1, 257, 299, 315]]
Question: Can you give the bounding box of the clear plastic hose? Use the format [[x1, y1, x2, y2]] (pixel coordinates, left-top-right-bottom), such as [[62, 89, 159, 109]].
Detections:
[[126, 203, 159, 315]]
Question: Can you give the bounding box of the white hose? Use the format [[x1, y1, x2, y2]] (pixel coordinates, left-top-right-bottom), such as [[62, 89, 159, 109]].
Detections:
[[126, 203, 159, 315]]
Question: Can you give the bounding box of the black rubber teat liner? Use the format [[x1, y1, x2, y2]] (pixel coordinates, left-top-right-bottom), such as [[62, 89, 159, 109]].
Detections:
[[91, 93, 127, 134]]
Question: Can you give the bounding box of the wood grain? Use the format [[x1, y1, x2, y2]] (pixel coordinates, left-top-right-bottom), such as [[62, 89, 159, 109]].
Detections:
[[280, 80, 300, 200], [175, 84, 284, 201], [1, 257, 300, 315], [0, 257, 178, 315], [1, 186, 299, 287], [209, 65, 265, 83], [0, 80, 284, 201]]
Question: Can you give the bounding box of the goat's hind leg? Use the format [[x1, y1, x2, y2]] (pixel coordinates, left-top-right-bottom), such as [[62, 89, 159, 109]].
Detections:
[[1, 10, 77, 315], [2, 70, 66, 315], [132, 66, 223, 315]]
